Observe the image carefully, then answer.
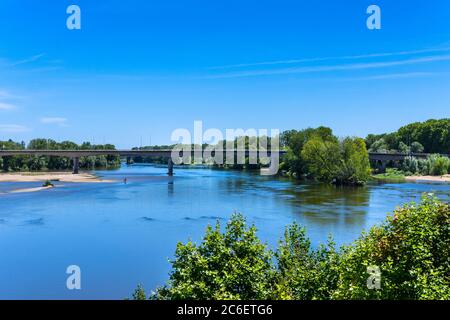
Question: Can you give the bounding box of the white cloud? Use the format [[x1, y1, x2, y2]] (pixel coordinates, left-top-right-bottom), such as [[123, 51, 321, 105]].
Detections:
[[0, 124, 30, 133], [0, 102, 15, 110], [40, 117, 68, 126]]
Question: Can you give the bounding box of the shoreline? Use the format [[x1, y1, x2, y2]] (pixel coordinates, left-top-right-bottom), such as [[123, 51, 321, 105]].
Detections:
[[0, 172, 115, 194], [405, 174, 450, 183]]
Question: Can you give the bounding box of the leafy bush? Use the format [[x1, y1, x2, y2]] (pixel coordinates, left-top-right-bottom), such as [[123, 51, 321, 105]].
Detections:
[[418, 158, 430, 175], [334, 195, 450, 299], [154, 214, 276, 300], [273, 225, 339, 300], [401, 156, 418, 174], [139, 195, 450, 300], [431, 156, 450, 176]]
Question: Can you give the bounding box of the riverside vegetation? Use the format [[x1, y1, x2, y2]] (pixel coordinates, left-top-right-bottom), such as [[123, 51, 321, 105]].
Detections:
[[0, 139, 120, 171], [131, 119, 450, 184], [133, 195, 450, 300], [3, 119, 448, 184]]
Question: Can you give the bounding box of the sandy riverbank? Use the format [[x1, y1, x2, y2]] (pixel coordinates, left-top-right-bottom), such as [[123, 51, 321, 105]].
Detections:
[[405, 174, 450, 183], [0, 172, 114, 183]]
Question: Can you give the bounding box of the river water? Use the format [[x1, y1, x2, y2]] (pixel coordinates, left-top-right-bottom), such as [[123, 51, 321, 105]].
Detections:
[[0, 164, 449, 299]]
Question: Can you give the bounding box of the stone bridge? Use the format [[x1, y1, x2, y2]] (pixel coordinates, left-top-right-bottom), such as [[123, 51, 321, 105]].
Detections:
[[0, 150, 448, 175]]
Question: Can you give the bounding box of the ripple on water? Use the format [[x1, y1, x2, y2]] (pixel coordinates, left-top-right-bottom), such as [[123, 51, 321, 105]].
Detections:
[[22, 217, 44, 226]]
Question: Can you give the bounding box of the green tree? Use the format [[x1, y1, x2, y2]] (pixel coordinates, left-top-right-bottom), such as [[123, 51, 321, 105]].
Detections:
[[274, 224, 339, 300], [280, 127, 335, 177], [132, 284, 147, 300], [138, 195, 449, 300], [431, 156, 450, 176], [334, 195, 450, 299], [398, 141, 410, 154], [301, 137, 370, 185], [368, 138, 389, 153], [410, 141, 424, 153], [397, 119, 450, 153], [154, 214, 276, 300]]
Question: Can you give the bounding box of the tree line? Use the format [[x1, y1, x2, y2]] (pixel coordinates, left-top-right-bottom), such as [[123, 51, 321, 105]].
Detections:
[[0, 138, 120, 172], [2, 118, 447, 179], [130, 118, 449, 184], [365, 118, 450, 154]]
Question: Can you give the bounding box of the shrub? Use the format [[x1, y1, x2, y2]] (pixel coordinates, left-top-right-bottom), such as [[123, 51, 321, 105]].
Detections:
[[334, 195, 450, 299], [273, 225, 340, 300], [154, 214, 276, 300], [401, 156, 418, 174], [42, 180, 54, 187], [140, 195, 450, 300], [418, 158, 430, 175], [431, 156, 450, 176]]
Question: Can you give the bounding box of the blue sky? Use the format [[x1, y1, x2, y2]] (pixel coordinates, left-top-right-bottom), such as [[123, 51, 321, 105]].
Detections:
[[0, 0, 449, 148]]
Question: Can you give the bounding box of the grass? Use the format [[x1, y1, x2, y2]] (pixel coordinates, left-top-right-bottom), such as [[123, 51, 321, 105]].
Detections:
[[371, 168, 406, 182]]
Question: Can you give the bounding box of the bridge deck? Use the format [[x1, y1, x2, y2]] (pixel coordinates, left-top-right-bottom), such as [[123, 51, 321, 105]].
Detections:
[[0, 150, 447, 160], [0, 149, 286, 158]]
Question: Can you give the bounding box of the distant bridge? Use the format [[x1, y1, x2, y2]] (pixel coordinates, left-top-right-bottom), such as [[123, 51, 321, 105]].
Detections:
[[0, 149, 286, 175], [0, 150, 448, 174], [369, 152, 450, 172]]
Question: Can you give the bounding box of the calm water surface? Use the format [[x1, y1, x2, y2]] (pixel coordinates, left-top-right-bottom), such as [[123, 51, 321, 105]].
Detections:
[[0, 164, 449, 299]]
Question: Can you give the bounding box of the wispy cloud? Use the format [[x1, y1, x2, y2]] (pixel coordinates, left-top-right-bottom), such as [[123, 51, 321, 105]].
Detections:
[[0, 90, 13, 99], [209, 47, 450, 70], [0, 124, 30, 133], [0, 102, 16, 110], [10, 53, 46, 67], [345, 72, 441, 81], [40, 117, 68, 126], [204, 54, 450, 79]]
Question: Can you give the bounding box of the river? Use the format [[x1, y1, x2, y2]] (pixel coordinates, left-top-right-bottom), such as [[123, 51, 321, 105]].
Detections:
[[0, 164, 449, 299]]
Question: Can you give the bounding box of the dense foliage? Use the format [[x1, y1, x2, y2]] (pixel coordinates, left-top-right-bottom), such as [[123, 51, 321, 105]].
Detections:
[[302, 136, 371, 185], [133, 195, 450, 300], [401, 154, 450, 176], [280, 127, 334, 178], [154, 216, 276, 299], [366, 118, 450, 154], [280, 127, 370, 185], [127, 119, 448, 180], [0, 138, 120, 172]]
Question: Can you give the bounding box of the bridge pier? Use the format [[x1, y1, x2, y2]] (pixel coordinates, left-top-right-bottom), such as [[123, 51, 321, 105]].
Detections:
[[126, 156, 132, 165], [168, 157, 174, 176], [73, 157, 80, 174], [379, 160, 387, 173]]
